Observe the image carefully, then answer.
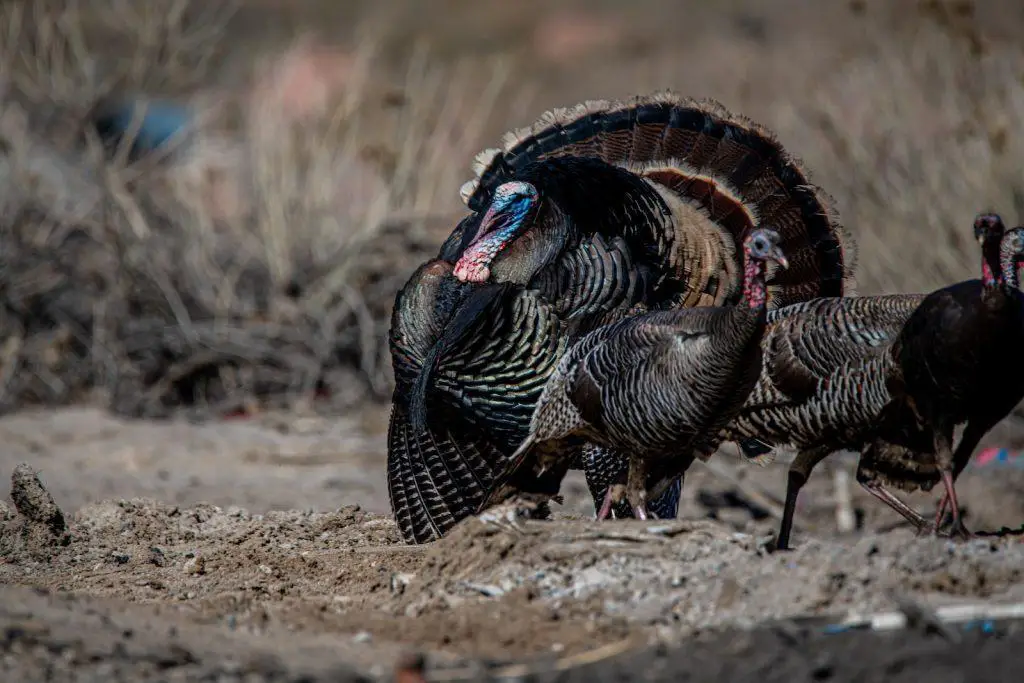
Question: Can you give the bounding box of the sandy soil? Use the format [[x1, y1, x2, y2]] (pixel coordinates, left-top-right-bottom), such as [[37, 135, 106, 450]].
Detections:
[[2, 406, 1023, 681]]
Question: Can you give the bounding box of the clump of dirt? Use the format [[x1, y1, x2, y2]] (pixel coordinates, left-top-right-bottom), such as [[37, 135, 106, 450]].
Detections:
[[1, 464, 70, 560]]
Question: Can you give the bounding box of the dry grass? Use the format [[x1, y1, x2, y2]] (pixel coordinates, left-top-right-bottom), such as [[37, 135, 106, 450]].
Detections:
[[1, 0, 1024, 433], [778, 24, 1024, 295], [0, 0, 507, 418]]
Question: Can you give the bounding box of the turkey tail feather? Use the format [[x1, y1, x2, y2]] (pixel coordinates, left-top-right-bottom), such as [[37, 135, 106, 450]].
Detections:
[[388, 404, 501, 543], [461, 91, 855, 307]]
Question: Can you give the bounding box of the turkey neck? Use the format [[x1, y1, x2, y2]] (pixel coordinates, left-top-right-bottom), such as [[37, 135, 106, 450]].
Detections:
[[980, 237, 1018, 313], [981, 235, 1002, 287], [713, 248, 770, 352], [739, 250, 770, 323]]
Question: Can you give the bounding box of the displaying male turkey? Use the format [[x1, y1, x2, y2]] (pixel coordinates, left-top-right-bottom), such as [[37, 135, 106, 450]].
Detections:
[[482, 229, 789, 518], [387, 92, 855, 544], [872, 216, 1024, 539]]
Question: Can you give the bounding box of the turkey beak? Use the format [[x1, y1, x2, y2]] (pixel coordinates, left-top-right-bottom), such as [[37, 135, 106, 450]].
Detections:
[[472, 204, 501, 245], [771, 248, 789, 270]]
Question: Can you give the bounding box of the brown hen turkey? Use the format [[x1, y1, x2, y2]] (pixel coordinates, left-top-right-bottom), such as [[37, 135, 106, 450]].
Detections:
[[719, 294, 927, 549], [482, 229, 789, 518]]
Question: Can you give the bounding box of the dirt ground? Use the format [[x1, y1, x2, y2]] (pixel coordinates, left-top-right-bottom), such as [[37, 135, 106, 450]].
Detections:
[[5, 1, 1024, 681], [2, 407, 1024, 681]]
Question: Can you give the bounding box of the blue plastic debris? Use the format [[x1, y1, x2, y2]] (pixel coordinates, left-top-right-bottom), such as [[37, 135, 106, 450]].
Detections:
[[91, 97, 193, 160], [961, 619, 998, 633]]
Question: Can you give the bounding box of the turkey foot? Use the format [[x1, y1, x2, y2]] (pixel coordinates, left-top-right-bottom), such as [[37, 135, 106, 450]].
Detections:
[[933, 470, 972, 540], [597, 484, 627, 521], [931, 496, 972, 539], [942, 517, 973, 541], [625, 457, 650, 522]]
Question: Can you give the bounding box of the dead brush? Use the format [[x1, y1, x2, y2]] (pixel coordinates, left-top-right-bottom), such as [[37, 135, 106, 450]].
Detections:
[[0, 0, 514, 419], [790, 26, 1024, 297]]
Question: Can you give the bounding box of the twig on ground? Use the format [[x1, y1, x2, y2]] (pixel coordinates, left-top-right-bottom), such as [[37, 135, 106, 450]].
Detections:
[[833, 467, 857, 534], [425, 637, 640, 681]]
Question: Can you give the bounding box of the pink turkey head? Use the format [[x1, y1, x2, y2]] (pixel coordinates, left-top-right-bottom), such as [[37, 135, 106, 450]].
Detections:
[[453, 181, 539, 283]]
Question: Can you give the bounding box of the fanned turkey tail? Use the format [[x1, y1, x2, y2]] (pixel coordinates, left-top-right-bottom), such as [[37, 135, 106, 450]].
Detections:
[[461, 91, 855, 310]]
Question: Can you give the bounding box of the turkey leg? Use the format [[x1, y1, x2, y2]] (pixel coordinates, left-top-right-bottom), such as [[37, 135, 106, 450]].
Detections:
[[933, 418, 991, 533], [932, 429, 972, 540], [776, 446, 831, 551], [625, 456, 650, 521], [858, 481, 930, 532]]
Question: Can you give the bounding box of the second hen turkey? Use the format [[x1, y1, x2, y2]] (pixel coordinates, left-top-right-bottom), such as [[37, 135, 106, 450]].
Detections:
[[483, 229, 788, 518], [869, 216, 1024, 539]]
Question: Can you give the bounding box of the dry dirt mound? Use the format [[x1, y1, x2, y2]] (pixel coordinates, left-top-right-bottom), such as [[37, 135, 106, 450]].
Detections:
[[2, 460, 1023, 681]]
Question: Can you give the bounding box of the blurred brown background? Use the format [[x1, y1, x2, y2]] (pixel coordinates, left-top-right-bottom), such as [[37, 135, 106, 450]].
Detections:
[[2, 0, 1024, 423], [219, 0, 1024, 294]]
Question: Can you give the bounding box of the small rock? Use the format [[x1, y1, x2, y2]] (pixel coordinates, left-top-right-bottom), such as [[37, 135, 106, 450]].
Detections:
[[183, 554, 206, 575], [149, 547, 167, 567], [10, 464, 66, 536], [351, 630, 372, 643]]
